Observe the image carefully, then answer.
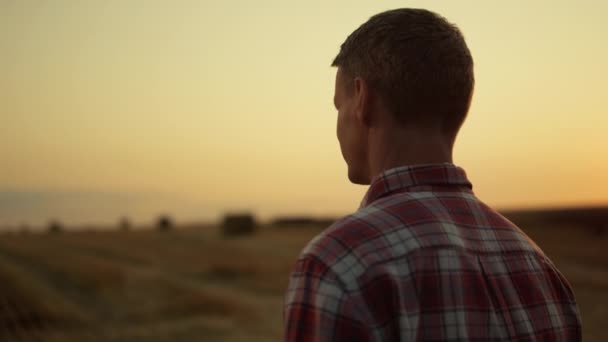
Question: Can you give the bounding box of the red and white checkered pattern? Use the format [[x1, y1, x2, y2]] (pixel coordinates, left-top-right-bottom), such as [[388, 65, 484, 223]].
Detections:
[[284, 164, 581, 341]]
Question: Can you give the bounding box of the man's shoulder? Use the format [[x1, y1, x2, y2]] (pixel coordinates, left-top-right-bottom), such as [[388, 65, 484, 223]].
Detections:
[[300, 189, 475, 256], [299, 190, 474, 260], [296, 199, 426, 285], [298, 190, 543, 269], [299, 202, 399, 259]]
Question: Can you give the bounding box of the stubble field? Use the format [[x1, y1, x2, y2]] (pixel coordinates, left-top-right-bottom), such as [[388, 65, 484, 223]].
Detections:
[[0, 219, 606, 341]]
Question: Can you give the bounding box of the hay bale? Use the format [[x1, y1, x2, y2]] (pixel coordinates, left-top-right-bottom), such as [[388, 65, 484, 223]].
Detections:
[[48, 220, 63, 234], [157, 215, 173, 232], [221, 213, 256, 237], [119, 217, 131, 231]]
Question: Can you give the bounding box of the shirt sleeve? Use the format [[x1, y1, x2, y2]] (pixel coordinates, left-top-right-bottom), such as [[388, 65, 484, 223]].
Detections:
[[283, 255, 370, 342]]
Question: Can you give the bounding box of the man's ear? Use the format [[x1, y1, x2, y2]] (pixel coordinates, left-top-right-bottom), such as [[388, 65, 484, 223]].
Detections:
[[353, 77, 371, 126]]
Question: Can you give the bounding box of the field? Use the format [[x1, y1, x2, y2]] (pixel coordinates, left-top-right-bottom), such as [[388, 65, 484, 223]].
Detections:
[[0, 215, 606, 341]]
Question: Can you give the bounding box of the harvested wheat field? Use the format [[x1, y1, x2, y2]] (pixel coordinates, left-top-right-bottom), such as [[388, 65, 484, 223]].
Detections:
[[0, 216, 606, 341]]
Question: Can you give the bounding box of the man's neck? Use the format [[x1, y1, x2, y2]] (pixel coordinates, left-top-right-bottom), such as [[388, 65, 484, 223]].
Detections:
[[367, 128, 454, 181]]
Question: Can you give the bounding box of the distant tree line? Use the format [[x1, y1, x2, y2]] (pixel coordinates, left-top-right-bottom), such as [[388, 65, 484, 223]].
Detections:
[[501, 207, 608, 235], [221, 213, 256, 237], [271, 216, 336, 228], [35, 213, 337, 235]]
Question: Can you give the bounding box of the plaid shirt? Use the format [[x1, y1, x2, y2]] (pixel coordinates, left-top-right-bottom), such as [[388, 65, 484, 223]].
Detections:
[[284, 164, 581, 341]]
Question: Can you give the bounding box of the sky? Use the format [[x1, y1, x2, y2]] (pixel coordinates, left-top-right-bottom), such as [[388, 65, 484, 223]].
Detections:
[[1, 0, 607, 228]]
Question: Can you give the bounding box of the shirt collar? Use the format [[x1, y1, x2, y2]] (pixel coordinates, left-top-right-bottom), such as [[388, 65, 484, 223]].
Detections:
[[360, 163, 473, 208]]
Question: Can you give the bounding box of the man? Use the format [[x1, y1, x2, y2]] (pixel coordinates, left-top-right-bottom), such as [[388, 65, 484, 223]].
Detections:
[[284, 8, 581, 341]]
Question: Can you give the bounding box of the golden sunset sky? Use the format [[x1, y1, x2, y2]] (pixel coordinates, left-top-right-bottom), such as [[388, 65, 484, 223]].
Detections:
[[1, 0, 607, 227]]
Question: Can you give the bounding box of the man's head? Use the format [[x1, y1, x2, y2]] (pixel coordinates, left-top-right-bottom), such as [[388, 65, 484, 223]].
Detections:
[[332, 8, 474, 184]]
